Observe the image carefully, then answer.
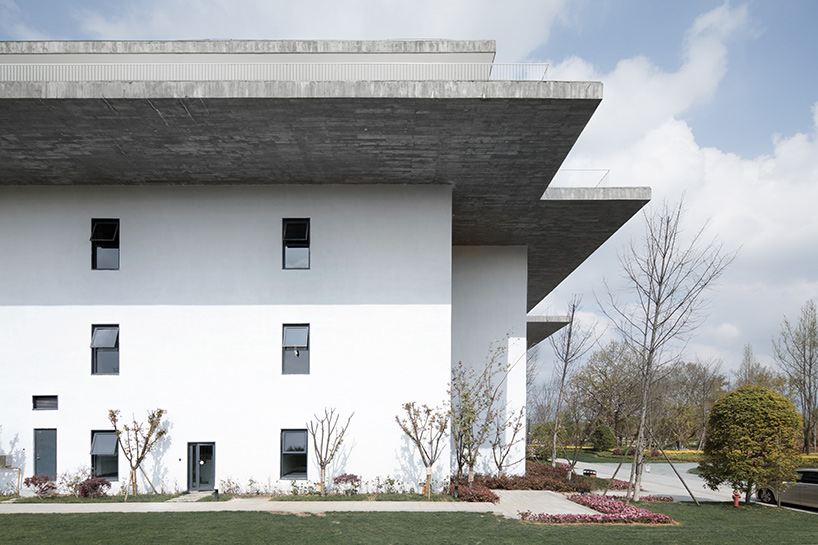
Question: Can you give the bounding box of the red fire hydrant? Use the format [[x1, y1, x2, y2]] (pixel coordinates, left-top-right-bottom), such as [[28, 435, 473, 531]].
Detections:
[[732, 491, 741, 507]]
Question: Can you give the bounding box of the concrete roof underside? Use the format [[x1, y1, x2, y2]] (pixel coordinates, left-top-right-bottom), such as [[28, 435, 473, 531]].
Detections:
[[0, 80, 648, 312]]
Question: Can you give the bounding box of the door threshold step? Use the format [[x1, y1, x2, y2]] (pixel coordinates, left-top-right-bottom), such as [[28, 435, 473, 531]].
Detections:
[[166, 491, 213, 503]]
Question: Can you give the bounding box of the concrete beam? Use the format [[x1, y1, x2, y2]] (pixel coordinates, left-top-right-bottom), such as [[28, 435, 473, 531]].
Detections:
[[527, 315, 570, 348], [0, 80, 601, 100]]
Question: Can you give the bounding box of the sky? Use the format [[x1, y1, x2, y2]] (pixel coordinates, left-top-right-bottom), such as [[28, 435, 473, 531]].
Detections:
[[1, 0, 816, 380]]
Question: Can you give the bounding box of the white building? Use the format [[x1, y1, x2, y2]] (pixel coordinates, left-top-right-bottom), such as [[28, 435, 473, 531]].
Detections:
[[0, 40, 649, 494]]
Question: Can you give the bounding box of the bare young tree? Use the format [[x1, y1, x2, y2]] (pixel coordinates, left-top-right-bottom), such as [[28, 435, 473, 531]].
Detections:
[[548, 295, 595, 467], [733, 344, 788, 395], [307, 408, 354, 496], [450, 344, 508, 483], [108, 408, 167, 499], [773, 300, 818, 452], [489, 405, 525, 477], [526, 344, 541, 393], [688, 357, 727, 452], [599, 199, 734, 501], [396, 402, 449, 498]]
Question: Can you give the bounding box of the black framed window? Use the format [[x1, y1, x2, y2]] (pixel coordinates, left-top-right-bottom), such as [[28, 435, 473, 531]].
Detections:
[[283, 218, 309, 269], [91, 219, 120, 270], [32, 395, 58, 410], [90, 430, 118, 480], [91, 325, 119, 375], [282, 324, 309, 374], [281, 429, 307, 479]]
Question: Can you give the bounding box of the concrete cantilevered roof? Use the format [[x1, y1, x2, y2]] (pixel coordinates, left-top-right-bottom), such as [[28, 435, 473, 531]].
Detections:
[[0, 40, 649, 313]]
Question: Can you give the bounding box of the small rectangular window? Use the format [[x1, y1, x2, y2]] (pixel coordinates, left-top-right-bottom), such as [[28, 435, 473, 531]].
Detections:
[[32, 396, 58, 410], [90, 430, 118, 480], [91, 325, 119, 375], [283, 218, 309, 269], [281, 429, 307, 479], [91, 218, 119, 270], [282, 324, 309, 374]]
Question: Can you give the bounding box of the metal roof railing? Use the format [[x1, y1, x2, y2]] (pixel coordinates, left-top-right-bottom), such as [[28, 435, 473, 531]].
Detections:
[[0, 62, 549, 82]]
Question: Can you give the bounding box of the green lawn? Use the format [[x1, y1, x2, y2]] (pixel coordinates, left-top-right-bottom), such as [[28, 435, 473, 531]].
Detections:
[[2, 502, 815, 545]]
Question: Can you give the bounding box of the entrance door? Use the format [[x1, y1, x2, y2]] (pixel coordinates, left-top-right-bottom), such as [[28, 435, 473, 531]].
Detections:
[[188, 442, 215, 491], [34, 429, 57, 480]]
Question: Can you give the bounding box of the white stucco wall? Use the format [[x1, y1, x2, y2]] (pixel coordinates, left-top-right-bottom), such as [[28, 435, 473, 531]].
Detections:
[[451, 246, 528, 477], [0, 184, 451, 494]]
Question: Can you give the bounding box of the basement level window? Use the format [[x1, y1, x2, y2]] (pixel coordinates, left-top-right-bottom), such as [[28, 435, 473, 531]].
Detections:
[[282, 218, 309, 269], [32, 395, 58, 410], [91, 325, 119, 375], [281, 429, 308, 480], [282, 324, 309, 375], [90, 430, 118, 480], [91, 218, 120, 270]]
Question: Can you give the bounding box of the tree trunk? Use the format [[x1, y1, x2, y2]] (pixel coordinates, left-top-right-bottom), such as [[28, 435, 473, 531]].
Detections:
[[631, 389, 649, 502], [320, 466, 327, 496], [425, 466, 433, 499], [551, 388, 564, 467], [468, 465, 475, 484]]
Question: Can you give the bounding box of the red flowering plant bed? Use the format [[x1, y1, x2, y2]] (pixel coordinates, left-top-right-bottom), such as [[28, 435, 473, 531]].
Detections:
[[611, 494, 674, 502], [448, 482, 499, 503], [463, 461, 594, 494], [591, 476, 630, 490], [519, 494, 675, 524]]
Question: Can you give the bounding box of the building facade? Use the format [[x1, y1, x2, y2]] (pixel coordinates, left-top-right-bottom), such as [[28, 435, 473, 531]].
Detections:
[[0, 40, 648, 494]]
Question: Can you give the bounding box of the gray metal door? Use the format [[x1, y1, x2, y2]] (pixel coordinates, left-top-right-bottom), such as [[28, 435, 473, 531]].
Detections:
[[188, 442, 215, 491], [34, 429, 57, 480]]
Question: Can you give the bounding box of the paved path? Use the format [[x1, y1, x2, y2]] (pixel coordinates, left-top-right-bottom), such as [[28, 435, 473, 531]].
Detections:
[[493, 490, 596, 518]]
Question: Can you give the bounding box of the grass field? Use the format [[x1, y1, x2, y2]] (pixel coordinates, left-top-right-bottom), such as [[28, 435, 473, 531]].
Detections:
[[1, 502, 815, 545]]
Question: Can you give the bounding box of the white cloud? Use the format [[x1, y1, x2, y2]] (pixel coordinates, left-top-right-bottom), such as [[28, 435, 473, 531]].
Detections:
[[541, 3, 818, 374]]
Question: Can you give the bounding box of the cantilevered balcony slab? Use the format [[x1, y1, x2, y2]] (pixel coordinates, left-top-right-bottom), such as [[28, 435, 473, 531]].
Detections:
[[527, 315, 570, 348]]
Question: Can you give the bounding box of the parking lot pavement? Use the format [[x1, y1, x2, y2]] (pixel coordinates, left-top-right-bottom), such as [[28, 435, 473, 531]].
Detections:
[[569, 460, 732, 502]]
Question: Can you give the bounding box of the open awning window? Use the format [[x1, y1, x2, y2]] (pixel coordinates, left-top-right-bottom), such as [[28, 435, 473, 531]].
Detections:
[[91, 327, 119, 348], [283, 325, 309, 348], [283, 219, 309, 243], [90, 432, 118, 456], [90, 220, 119, 242]]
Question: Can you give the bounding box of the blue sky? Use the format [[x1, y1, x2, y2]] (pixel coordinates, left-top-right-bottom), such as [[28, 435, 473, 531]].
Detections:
[[1, 0, 816, 378]]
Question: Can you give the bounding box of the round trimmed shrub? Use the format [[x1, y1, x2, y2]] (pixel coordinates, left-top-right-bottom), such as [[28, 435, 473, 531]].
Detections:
[[589, 424, 617, 451]]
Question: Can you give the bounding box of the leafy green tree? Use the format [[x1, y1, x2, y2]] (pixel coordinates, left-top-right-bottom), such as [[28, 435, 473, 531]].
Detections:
[[589, 424, 617, 451], [698, 386, 801, 503], [570, 341, 640, 445]]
